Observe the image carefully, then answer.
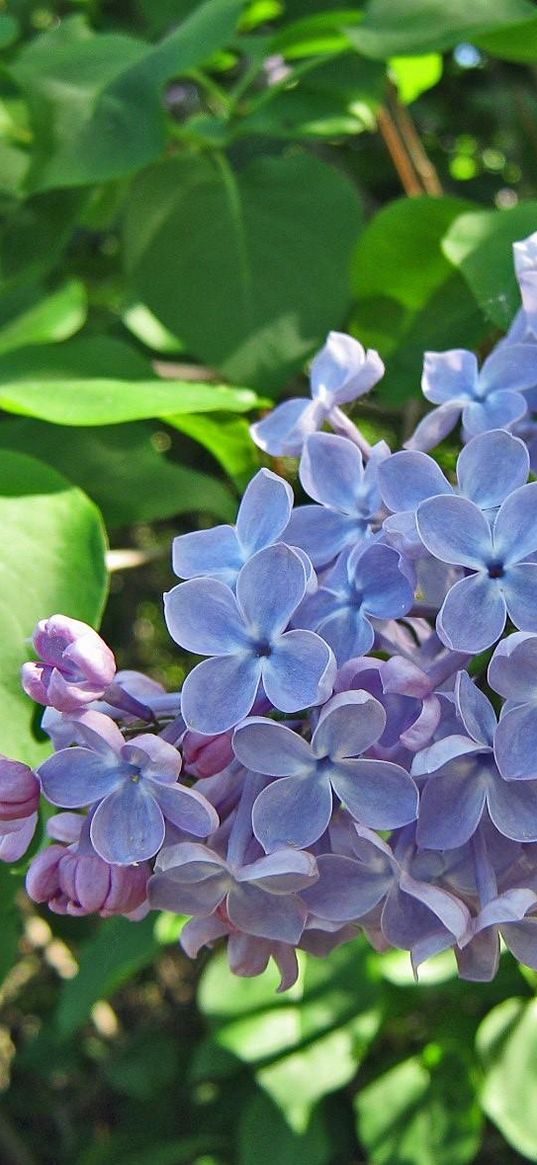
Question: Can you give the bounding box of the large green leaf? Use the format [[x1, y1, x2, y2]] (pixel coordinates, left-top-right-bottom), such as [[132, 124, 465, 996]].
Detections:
[[350, 0, 537, 58], [196, 937, 382, 1131], [0, 377, 260, 425], [0, 452, 107, 766], [10, 0, 243, 191], [355, 1051, 483, 1165], [0, 418, 236, 525], [443, 202, 537, 329], [0, 280, 87, 355], [0, 190, 84, 283], [239, 1092, 334, 1165], [477, 997, 537, 1160], [56, 915, 159, 1035], [124, 151, 362, 392], [168, 412, 260, 490], [0, 865, 24, 984]]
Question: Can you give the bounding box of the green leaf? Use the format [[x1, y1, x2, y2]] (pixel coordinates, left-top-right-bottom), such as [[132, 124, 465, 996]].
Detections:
[[168, 412, 260, 490], [477, 997, 537, 1160], [1, 190, 85, 283], [270, 9, 365, 59], [0, 451, 107, 766], [443, 201, 537, 329], [239, 1092, 333, 1165], [11, 0, 243, 190], [124, 151, 362, 392], [350, 195, 489, 405], [239, 54, 385, 139], [0, 418, 236, 525], [389, 54, 442, 104], [56, 915, 159, 1035], [355, 1051, 483, 1165], [196, 938, 382, 1131], [349, 0, 537, 58], [0, 377, 260, 425], [0, 13, 20, 50], [0, 334, 151, 381], [476, 20, 537, 61], [0, 280, 87, 355], [0, 866, 23, 984]]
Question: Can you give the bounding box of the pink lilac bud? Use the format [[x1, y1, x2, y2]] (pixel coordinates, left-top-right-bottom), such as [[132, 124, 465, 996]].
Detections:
[[0, 756, 40, 862], [26, 815, 149, 917], [22, 615, 116, 714], [182, 729, 234, 778]]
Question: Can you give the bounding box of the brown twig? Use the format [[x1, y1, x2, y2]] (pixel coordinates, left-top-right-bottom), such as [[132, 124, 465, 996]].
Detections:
[[377, 82, 443, 197]]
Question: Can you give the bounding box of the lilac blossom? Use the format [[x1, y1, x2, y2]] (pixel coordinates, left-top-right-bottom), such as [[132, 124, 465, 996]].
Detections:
[[149, 840, 318, 945], [415, 672, 537, 849], [22, 615, 116, 713], [165, 543, 336, 734], [285, 433, 389, 566], [171, 468, 293, 587], [335, 654, 442, 760], [251, 332, 384, 457], [406, 345, 536, 452], [415, 483, 537, 651], [297, 542, 414, 665], [232, 691, 418, 851], [379, 429, 530, 556], [488, 632, 537, 780], [38, 712, 218, 865], [26, 813, 150, 917]]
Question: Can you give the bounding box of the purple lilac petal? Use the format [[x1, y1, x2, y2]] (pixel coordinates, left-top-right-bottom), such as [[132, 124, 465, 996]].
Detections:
[[416, 495, 492, 568], [495, 705, 537, 780], [437, 573, 506, 653], [236, 544, 306, 637], [64, 711, 125, 756], [417, 759, 488, 849], [350, 543, 414, 619], [486, 773, 537, 842], [457, 430, 529, 509], [316, 606, 375, 665], [236, 469, 293, 556], [149, 869, 228, 915], [302, 854, 391, 921], [475, 888, 537, 930], [123, 735, 181, 783], [310, 332, 384, 405], [488, 632, 537, 701], [262, 629, 335, 711], [227, 882, 307, 944], [172, 525, 242, 582], [252, 774, 333, 851], [381, 883, 452, 954], [502, 918, 537, 968], [493, 482, 537, 565], [463, 390, 528, 438], [411, 735, 483, 778], [232, 718, 313, 776], [399, 871, 470, 941], [404, 401, 464, 452], [331, 759, 418, 829], [378, 450, 451, 513], [250, 398, 324, 457], [0, 815, 37, 862], [503, 564, 537, 632], [455, 671, 496, 748], [238, 848, 317, 891], [180, 654, 261, 734], [153, 783, 218, 836], [311, 691, 386, 760], [300, 433, 364, 512], [422, 349, 478, 404], [284, 505, 363, 567], [38, 748, 122, 808], [164, 579, 247, 655], [480, 344, 537, 394], [90, 782, 166, 864], [456, 929, 499, 981]]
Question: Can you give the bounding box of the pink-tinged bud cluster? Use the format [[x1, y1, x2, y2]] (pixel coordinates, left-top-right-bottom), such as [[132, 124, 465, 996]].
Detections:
[[182, 729, 234, 778], [26, 815, 149, 918], [21, 615, 116, 714], [0, 756, 39, 861]]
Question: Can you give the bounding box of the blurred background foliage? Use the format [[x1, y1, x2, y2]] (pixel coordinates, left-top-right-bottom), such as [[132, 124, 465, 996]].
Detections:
[[3, 0, 537, 1161]]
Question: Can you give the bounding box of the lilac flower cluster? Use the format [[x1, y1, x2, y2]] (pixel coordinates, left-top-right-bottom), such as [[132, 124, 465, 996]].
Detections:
[[6, 230, 537, 989]]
